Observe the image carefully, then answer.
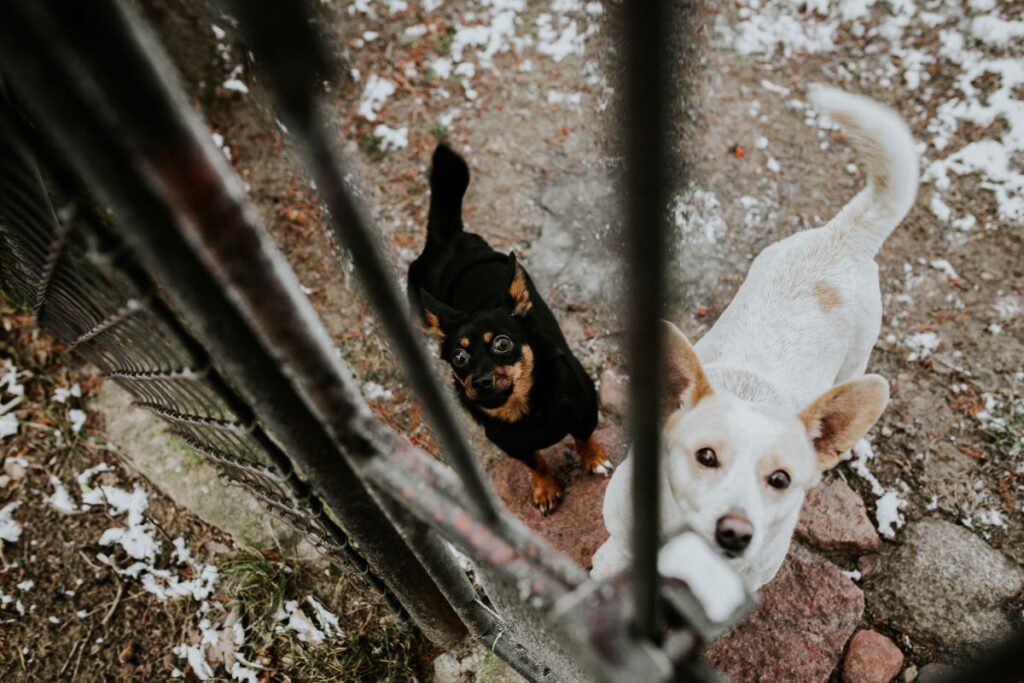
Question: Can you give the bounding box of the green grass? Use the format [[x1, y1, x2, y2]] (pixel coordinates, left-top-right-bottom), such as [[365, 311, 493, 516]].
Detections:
[[221, 549, 426, 681]]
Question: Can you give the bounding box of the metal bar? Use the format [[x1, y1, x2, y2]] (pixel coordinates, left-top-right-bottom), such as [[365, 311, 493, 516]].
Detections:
[[103, 366, 209, 381], [0, 0, 468, 647], [221, 0, 502, 527], [1, 57, 417, 634], [68, 295, 147, 350], [622, 0, 677, 641]]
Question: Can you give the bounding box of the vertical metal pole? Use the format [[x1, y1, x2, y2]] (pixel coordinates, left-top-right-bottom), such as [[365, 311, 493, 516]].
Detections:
[[0, 0, 467, 646], [622, 0, 676, 641], [221, 0, 502, 527]]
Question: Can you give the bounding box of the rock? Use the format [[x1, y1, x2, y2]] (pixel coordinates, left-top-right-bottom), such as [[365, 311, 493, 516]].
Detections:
[[598, 369, 629, 419], [901, 664, 918, 682], [865, 519, 1024, 657], [703, 547, 864, 683], [857, 553, 882, 578], [492, 425, 627, 568], [842, 630, 904, 683], [916, 663, 954, 682], [796, 477, 881, 556]]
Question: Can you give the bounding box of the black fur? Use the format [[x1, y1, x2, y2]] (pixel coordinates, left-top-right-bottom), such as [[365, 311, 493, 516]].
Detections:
[[407, 144, 599, 469]]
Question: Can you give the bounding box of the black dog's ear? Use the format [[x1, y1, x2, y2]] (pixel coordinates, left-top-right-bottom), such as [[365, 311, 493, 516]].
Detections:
[[505, 252, 532, 317], [418, 288, 463, 340], [427, 144, 470, 243]]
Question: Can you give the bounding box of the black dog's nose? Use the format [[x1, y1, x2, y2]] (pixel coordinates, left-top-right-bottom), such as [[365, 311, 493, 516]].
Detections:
[[473, 375, 494, 390], [715, 512, 753, 553]]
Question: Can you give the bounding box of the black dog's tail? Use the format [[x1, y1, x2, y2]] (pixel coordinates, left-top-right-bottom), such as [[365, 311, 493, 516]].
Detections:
[[427, 143, 469, 244]]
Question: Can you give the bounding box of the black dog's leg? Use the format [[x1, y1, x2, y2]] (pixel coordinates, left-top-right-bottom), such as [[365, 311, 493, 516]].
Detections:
[[570, 379, 613, 476], [514, 450, 563, 516]]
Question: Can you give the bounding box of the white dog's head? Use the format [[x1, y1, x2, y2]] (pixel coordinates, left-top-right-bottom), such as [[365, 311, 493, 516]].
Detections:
[[659, 321, 889, 587]]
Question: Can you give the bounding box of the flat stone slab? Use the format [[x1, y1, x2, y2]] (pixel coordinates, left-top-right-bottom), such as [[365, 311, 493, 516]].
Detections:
[[796, 477, 881, 557], [864, 518, 1024, 657], [703, 547, 865, 683], [492, 425, 626, 569]]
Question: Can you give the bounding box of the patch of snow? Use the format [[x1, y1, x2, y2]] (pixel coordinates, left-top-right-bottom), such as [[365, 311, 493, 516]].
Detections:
[[0, 413, 17, 439], [658, 532, 746, 622], [306, 596, 345, 638], [673, 189, 728, 245], [929, 258, 959, 281], [275, 600, 327, 645], [173, 644, 215, 680], [0, 502, 22, 543], [875, 491, 907, 539], [69, 408, 87, 433], [358, 74, 396, 121], [47, 475, 79, 514], [53, 384, 81, 404], [372, 124, 409, 150], [363, 381, 394, 402], [904, 331, 940, 362]]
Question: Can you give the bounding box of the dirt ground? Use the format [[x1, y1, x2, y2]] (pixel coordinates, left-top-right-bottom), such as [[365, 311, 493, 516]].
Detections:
[[2, 0, 1023, 680]]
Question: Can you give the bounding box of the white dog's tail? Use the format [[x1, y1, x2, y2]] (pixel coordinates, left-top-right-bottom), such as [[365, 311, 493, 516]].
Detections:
[[809, 85, 918, 258]]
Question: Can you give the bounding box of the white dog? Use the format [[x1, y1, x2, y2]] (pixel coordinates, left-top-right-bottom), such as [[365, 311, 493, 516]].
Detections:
[[592, 86, 918, 590]]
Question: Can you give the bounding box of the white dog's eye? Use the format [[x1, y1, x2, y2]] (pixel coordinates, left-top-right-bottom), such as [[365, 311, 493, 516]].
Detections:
[[695, 447, 718, 468], [767, 470, 791, 490]]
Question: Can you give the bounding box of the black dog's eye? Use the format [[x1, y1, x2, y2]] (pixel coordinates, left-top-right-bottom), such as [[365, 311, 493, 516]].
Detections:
[[767, 470, 791, 490], [695, 447, 718, 468], [451, 348, 470, 367], [492, 335, 513, 354]]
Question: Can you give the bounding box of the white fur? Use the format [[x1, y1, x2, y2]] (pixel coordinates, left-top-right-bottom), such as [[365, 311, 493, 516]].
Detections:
[[593, 87, 917, 590]]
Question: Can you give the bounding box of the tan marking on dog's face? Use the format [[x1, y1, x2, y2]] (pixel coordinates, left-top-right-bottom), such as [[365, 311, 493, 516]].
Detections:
[[483, 331, 493, 344], [459, 337, 470, 348], [482, 345, 534, 423], [423, 310, 445, 340], [457, 370, 477, 399], [508, 264, 533, 316], [812, 281, 843, 312]]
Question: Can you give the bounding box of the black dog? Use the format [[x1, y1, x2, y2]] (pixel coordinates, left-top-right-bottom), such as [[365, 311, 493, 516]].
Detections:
[[407, 144, 611, 514]]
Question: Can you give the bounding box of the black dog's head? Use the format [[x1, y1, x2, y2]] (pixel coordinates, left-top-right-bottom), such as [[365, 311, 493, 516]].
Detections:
[[420, 256, 535, 412]]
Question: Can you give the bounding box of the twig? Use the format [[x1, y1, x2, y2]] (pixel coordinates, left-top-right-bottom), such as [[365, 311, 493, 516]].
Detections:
[[101, 579, 124, 626], [70, 624, 94, 683]]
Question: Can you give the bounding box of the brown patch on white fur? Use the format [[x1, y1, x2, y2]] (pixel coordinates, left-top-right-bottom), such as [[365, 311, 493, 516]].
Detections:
[[483, 331, 493, 343], [423, 310, 445, 340], [508, 263, 532, 316], [799, 375, 890, 469], [812, 281, 843, 312], [482, 345, 534, 422], [662, 321, 713, 417]]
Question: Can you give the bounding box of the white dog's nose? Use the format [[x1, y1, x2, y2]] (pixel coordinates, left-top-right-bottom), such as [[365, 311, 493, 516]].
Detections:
[[715, 511, 753, 553]]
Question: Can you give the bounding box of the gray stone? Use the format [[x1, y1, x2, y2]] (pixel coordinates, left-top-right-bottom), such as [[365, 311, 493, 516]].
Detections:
[[865, 518, 1024, 657], [598, 368, 628, 419], [96, 383, 316, 557]]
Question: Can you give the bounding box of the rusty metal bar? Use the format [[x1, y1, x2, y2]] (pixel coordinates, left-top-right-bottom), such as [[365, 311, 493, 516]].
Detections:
[[0, 76, 413, 630], [222, 0, 502, 527], [622, 0, 678, 642], [0, 0, 467, 647]]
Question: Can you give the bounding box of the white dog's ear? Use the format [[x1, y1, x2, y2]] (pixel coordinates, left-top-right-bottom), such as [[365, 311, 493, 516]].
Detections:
[[661, 320, 712, 417], [798, 375, 890, 470]]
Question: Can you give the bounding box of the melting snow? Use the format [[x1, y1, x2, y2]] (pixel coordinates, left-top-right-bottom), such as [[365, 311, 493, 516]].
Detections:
[[0, 502, 22, 543], [372, 124, 409, 151], [904, 331, 940, 362], [46, 475, 79, 514], [358, 74, 396, 121], [875, 491, 907, 539]]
